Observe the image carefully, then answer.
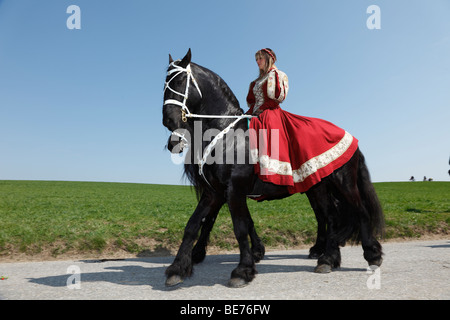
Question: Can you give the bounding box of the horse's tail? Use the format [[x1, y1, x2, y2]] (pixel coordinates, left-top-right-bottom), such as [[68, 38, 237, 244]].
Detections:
[[356, 150, 385, 240]]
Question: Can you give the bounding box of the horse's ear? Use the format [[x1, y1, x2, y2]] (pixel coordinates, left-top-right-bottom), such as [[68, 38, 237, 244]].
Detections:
[[179, 48, 191, 68], [169, 54, 174, 64]]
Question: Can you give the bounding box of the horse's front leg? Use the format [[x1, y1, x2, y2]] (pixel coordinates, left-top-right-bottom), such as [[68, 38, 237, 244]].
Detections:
[[191, 207, 220, 264], [227, 193, 257, 288], [192, 204, 265, 265], [165, 192, 224, 287]]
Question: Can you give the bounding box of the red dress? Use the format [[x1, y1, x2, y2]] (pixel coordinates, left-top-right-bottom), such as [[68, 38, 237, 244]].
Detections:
[[247, 68, 359, 194]]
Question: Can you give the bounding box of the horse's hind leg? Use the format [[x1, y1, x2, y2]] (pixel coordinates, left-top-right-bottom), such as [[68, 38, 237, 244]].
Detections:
[[338, 185, 383, 267], [165, 192, 225, 286], [307, 184, 341, 273], [227, 192, 257, 287], [360, 212, 383, 267], [306, 192, 327, 259], [349, 192, 383, 267], [331, 153, 383, 267], [315, 210, 342, 273]]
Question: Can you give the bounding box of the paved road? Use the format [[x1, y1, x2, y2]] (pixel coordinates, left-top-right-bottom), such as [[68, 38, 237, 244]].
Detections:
[[0, 240, 449, 300]]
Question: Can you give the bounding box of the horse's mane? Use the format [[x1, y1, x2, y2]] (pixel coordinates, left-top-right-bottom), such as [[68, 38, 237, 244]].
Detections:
[[192, 63, 243, 114]]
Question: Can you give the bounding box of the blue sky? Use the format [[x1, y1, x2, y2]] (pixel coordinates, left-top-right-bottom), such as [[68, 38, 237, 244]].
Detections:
[[0, 0, 449, 185]]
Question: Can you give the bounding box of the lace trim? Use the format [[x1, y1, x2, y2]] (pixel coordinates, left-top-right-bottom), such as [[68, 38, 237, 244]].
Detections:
[[251, 131, 354, 182], [292, 131, 354, 183], [253, 73, 270, 111], [259, 155, 293, 176]]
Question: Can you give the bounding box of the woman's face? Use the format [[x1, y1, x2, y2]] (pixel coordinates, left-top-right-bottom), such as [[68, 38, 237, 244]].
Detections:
[[256, 55, 266, 71]]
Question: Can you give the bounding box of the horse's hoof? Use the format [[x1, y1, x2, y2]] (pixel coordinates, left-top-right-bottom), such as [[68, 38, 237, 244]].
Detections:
[[227, 278, 249, 288], [368, 257, 383, 267], [165, 275, 183, 287], [314, 264, 332, 273]]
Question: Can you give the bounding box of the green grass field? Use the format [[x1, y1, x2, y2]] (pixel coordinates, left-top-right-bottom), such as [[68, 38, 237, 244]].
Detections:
[[0, 180, 448, 259]]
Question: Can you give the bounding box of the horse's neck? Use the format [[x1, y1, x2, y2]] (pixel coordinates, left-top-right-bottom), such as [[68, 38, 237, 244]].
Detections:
[[193, 64, 242, 123]]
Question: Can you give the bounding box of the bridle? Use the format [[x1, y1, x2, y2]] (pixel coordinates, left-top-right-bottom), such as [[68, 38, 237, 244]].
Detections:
[[163, 61, 254, 121], [164, 61, 203, 122], [163, 60, 254, 189]]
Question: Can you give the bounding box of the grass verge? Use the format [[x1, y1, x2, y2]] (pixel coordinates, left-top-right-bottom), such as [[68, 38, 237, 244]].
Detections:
[[0, 180, 448, 260]]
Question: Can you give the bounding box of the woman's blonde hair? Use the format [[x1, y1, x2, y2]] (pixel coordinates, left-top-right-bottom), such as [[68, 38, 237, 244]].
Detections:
[[255, 48, 277, 79]]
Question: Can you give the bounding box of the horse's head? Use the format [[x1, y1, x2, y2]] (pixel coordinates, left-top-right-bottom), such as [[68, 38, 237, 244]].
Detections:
[[163, 49, 203, 153]]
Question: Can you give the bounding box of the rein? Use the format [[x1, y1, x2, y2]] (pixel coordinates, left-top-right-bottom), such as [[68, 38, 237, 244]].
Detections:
[[164, 61, 255, 189]]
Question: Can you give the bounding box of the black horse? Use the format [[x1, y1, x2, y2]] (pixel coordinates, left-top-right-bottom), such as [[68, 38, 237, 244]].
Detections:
[[162, 49, 384, 287]]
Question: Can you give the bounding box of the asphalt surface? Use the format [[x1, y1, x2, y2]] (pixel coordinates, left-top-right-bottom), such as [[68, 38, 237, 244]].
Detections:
[[0, 239, 449, 300]]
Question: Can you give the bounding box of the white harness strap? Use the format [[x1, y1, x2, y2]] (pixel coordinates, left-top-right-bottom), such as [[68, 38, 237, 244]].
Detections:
[[198, 116, 243, 177]]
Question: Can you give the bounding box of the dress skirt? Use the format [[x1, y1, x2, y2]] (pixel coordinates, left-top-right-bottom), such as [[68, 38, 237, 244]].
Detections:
[[249, 107, 359, 194]]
